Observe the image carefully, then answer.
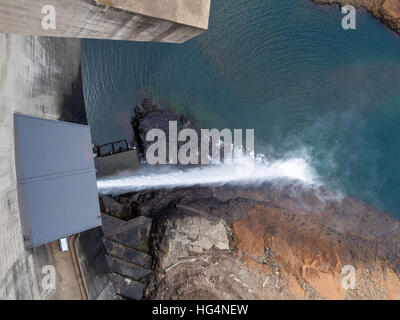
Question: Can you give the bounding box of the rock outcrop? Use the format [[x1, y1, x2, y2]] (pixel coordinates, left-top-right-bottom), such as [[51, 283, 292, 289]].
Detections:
[[131, 98, 231, 167], [313, 0, 400, 35], [132, 98, 201, 165], [102, 183, 400, 300], [152, 211, 230, 271]]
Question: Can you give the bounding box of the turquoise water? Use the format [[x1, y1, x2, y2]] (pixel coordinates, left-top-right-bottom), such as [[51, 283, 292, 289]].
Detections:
[[82, 0, 400, 218]]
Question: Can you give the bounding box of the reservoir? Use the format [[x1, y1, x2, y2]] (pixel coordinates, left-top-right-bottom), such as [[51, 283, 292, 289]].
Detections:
[[82, 0, 400, 219]]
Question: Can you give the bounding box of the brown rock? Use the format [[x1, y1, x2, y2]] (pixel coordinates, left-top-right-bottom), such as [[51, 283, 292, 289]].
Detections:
[[110, 183, 400, 300]]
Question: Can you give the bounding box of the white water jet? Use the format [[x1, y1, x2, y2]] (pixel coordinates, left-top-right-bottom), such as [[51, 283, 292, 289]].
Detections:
[[97, 153, 320, 196]]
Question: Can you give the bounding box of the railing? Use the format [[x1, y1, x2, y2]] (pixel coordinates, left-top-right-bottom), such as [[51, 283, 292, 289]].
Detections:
[[93, 139, 134, 157]]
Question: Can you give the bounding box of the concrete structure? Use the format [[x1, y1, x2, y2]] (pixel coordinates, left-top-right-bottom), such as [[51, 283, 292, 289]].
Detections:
[[14, 114, 101, 248], [95, 150, 140, 177], [93, 140, 140, 177], [101, 213, 153, 300], [0, 0, 211, 43], [0, 34, 85, 299], [0, 0, 211, 300]]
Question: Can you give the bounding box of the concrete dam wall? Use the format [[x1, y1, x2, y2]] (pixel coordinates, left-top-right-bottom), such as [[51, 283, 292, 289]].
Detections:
[[0, 34, 85, 299], [0, 0, 210, 43]]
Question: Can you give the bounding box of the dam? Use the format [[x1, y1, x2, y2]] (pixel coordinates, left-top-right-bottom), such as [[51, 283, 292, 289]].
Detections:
[[0, 0, 211, 299], [3, 0, 400, 302]]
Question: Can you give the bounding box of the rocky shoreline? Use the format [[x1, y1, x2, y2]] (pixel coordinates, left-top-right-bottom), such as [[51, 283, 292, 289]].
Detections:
[[313, 0, 400, 35], [109, 184, 400, 299], [100, 99, 400, 299]]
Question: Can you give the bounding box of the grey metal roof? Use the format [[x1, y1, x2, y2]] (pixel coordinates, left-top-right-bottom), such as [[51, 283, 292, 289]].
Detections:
[[14, 114, 101, 248]]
